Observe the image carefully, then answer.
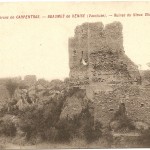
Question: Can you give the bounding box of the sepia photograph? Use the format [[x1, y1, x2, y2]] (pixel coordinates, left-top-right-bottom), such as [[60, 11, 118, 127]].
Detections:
[[0, 1, 150, 149]]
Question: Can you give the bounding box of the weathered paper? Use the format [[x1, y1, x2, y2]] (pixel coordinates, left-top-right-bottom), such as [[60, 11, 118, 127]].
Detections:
[[0, 2, 150, 149]]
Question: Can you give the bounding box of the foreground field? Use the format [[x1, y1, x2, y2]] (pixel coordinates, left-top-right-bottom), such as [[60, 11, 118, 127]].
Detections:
[[0, 134, 149, 149]]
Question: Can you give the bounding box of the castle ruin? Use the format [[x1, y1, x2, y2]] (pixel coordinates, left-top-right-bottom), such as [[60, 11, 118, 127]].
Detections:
[[69, 22, 150, 125]]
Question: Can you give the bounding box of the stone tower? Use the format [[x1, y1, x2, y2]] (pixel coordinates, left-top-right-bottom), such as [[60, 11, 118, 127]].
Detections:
[[69, 22, 141, 86]]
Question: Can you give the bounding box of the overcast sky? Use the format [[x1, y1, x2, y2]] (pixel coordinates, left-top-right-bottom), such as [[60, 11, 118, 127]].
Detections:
[[0, 2, 150, 80]]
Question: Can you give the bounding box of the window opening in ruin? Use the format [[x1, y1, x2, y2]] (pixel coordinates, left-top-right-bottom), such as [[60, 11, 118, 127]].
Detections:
[[81, 51, 87, 66], [73, 50, 76, 54], [141, 103, 144, 107], [82, 51, 83, 58]]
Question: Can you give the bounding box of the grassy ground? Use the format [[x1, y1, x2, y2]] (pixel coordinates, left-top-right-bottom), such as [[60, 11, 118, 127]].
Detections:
[[0, 136, 110, 149], [0, 135, 147, 149]]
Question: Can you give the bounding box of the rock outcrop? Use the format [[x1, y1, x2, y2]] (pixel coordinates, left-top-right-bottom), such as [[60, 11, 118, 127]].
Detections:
[[60, 89, 88, 120]]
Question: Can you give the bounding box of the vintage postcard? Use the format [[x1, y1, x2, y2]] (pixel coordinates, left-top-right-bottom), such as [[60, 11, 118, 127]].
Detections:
[[0, 1, 150, 149]]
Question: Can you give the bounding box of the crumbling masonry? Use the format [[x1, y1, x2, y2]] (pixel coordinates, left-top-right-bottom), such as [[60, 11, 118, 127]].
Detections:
[[69, 21, 150, 125]]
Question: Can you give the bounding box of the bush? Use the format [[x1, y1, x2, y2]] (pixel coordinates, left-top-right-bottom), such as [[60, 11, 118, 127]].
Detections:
[[56, 116, 80, 142], [111, 103, 135, 131], [17, 90, 67, 141], [84, 121, 102, 143], [83, 113, 102, 142], [54, 101, 102, 143], [5, 79, 18, 98], [0, 83, 103, 144], [17, 104, 44, 140], [0, 115, 16, 136]]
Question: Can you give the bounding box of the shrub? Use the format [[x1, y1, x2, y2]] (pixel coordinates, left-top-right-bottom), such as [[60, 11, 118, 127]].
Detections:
[[17, 90, 67, 141], [0, 115, 16, 136], [1, 83, 103, 144], [5, 79, 18, 98], [17, 104, 44, 140], [111, 103, 135, 131], [80, 106, 102, 143], [83, 118, 102, 143], [56, 116, 80, 142], [55, 101, 102, 143]]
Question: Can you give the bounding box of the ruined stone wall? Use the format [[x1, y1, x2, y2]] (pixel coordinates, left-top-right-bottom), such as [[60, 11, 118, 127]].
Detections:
[[69, 22, 140, 86], [93, 84, 140, 125], [131, 86, 150, 123], [69, 21, 147, 126]]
